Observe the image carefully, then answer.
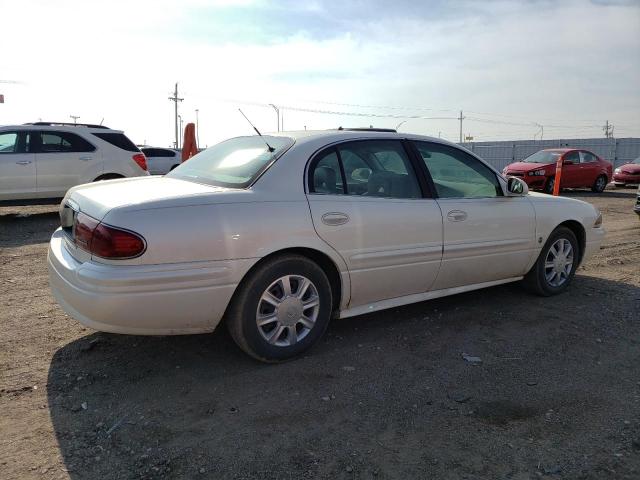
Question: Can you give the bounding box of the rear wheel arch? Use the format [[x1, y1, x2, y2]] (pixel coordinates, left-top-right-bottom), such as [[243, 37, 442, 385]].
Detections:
[[93, 173, 124, 181], [229, 247, 344, 318]]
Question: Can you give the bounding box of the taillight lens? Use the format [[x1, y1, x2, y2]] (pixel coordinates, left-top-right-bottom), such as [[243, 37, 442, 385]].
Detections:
[[132, 153, 147, 171], [73, 212, 146, 259]]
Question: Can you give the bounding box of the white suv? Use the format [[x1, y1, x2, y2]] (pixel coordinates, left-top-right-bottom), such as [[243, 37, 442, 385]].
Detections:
[[0, 122, 149, 203], [140, 147, 182, 175]]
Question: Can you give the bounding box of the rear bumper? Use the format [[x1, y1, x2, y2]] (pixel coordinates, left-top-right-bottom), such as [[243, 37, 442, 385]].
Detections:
[[48, 228, 253, 335]]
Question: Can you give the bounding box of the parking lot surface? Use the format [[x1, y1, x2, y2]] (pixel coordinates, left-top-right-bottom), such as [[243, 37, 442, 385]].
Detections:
[[1, 190, 639, 479]]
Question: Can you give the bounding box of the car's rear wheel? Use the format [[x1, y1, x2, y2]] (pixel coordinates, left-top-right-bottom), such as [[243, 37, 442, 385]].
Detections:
[[226, 254, 332, 362], [543, 176, 555, 194], [592, 175, 607, 193], [522, 226, 579, 296]]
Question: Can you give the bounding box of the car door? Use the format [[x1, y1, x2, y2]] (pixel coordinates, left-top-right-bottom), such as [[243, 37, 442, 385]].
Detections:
[[306, 140, 443, 308], [0, 131, 37, 200], [34, 130, 98, 197], [412, 140, 537, 291], [579, 151, 599, 186], [559, 150, 581, 188]]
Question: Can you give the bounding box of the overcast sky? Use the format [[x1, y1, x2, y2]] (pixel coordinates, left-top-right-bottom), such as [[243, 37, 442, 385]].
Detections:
[[1, 0, 638, 146]]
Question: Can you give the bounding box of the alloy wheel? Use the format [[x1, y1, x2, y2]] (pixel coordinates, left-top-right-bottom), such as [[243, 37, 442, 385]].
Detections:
[[256, 275, 320, 347], [544, 238, 574, 287]]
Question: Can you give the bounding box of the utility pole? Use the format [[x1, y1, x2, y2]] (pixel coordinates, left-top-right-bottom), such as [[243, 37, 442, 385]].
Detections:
[[458, 110, 465, 143], [178, 115, 183, 149], [70, 115, 80, 124], [195, 109, 200, 147], [603, 120, 614, 139], [269, 104, 280, 132], [168, 83, 183, 149]]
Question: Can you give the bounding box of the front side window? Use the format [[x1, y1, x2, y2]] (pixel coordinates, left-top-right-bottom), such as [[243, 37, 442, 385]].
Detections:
[[415, 141, 502, 198], [168, 135, 294, 188], [0, 132, 19, 153], [38, 131, 95, 153]]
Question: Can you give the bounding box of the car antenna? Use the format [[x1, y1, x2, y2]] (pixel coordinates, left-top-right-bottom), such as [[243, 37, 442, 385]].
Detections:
[[238, 108, 275, 152]]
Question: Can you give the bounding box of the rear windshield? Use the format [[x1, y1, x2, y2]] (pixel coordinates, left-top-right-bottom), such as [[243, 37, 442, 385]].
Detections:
[[92, 132, 139, 152], [633, 157, 640, 164], [521, 150, 563, 163], [167, 135, 294, 188]]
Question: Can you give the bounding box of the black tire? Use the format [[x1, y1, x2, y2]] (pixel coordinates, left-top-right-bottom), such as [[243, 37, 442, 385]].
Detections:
[[543, 176, 555, 194], [522, 226, 579, 296], [591, 175, 607, 193], [94, 173, 124, 181], [226, 254, 332, 362]]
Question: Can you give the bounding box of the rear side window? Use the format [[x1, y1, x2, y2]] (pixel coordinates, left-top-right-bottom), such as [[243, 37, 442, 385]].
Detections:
[[309, 140, 422, 199], [38, 131, 96, 153], [93, 132, 139, 152], [0, 132, 19, 153], [142, 148, 176, 158], [581, 151, 597, 163]]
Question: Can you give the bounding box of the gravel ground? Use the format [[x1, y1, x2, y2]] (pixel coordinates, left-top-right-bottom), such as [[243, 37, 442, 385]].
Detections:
[[1, 190, 639, 480]]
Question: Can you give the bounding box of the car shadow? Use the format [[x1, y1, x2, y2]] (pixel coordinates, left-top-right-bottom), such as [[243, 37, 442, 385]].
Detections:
[[0, 210, 59, 247], [46, 274, 640, 478]]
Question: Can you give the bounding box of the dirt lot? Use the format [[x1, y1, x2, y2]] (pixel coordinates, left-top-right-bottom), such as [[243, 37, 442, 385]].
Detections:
[[1, 190, 639, 480]]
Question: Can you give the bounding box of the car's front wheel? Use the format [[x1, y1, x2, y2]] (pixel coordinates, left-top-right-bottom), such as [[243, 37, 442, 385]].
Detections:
[[543, 176, 555, 194], [522, 226, 579, 296], [226, 254, 332, 362]]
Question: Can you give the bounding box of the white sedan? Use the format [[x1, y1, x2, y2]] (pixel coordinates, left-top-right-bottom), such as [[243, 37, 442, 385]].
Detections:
[[48, 129, 605, 361]]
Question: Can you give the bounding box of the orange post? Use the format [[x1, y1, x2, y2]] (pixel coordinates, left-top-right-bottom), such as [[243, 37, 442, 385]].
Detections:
[[181, 123, 198, 162], [553, 154, 563, 196]]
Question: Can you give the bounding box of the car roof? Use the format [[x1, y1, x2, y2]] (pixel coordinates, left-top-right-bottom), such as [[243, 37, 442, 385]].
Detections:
[[0, 124, 123, 134], [269, 129, 461, 149]]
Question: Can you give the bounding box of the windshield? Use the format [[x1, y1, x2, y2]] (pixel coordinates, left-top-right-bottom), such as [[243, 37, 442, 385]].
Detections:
[[633, 157, 640, 164], [521, 150, 563, 164], [167, 135, 294, 188]]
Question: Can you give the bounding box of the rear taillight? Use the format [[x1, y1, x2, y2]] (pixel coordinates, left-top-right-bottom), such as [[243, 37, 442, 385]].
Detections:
[[73, 212, 146, 259], [132, 153, 147, 171]]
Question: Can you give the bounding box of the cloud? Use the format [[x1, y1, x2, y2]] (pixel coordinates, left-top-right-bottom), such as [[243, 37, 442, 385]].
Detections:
[[0, 0, 638, 144]]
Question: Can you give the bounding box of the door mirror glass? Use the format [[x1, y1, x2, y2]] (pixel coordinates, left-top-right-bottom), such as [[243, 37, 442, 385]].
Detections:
[[507, 176, 528, 195]]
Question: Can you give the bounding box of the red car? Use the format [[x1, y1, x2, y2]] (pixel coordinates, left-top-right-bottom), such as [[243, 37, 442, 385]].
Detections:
[[503, 148, 612, 194], [613, 157, 640, 187]]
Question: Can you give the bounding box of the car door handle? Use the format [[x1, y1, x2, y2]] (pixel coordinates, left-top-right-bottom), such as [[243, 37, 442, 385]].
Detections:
[[447, 210, 468, 222], [321, 212, 349, 226], [79, 156, 92, 161], [16, 160, 32, 165]]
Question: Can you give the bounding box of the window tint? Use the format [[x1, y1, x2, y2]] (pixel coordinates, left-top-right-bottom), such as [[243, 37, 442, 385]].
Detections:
[[38, 131, 96, 153], [309, 140, 421, 199], [581, 151, 597, 163], [142, 148, 176, 158], [415, 142, 502, 198], [563, 151, 580, 163], [312, 150, 343, 194], [92, 132, 139, 152], [0, 132, 19, 153]]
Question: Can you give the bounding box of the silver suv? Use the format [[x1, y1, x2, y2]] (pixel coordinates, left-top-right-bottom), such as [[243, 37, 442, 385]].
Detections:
[[0, 122, 149, 204]]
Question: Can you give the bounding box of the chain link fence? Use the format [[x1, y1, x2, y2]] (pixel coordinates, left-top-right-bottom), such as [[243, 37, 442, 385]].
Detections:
[[460, 138, 640, 171]]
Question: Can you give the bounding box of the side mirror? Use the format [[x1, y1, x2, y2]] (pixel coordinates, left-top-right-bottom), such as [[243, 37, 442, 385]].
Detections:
[[563, 159, 574, 165], [506, 176, 528, 196]]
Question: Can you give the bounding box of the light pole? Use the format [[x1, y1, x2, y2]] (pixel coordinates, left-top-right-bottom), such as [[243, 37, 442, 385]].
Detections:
[[269, 104, 280, 132], [70, 115, 80, 124], [178, 115, 183, 149], [195, 108, 200, 147]]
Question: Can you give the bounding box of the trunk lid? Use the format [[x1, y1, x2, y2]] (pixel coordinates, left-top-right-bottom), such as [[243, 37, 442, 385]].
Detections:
[[63, 176, 236, 221]]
